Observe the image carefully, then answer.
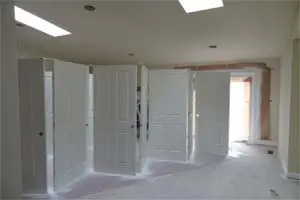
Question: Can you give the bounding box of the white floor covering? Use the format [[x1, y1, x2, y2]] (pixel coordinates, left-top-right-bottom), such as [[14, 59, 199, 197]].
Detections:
[[85, 143, 299, 199]]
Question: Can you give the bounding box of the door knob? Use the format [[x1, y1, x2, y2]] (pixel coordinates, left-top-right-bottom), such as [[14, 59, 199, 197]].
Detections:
[[130, 125, 135, 128], [38, 132, 44, 136]]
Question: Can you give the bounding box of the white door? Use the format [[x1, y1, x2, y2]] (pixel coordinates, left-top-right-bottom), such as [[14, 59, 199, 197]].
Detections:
[[148, 70, 189, 161], [86, 73, 94, 172], [44, 69, 54, 193], [53, 60, 88, 190], [94, 65, 137, 175], [194, 71, 230, 157], [139, 66, 149, 170], [18, 59, 47, 194]]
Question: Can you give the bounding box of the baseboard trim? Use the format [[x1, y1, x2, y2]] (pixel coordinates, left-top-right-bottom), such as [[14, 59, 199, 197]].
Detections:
[[23, 193, 49, 199], [248, 139, 278, 147], [276, 152, 299, 180]]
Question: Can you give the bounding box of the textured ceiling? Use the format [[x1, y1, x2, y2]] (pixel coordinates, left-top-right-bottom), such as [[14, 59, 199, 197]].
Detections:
[[15, 0, 298, 67]]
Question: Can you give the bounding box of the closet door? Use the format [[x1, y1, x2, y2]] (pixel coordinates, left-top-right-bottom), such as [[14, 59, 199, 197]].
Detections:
[[194, 71, 230, 157], [18, 59, 47, 194], [148, 69, 189, 161], [140, 66, 149, 169], [53, 60, 88, 190], [86, 73, 94, 172], [94, 65, 137, 175]]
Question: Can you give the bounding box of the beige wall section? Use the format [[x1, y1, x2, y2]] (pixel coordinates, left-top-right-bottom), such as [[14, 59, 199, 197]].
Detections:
[[264, 59, 280, 142], [17, 43, 48, 58], [278, 39, 293, 170], [278, 4, 299, 175], [288, 39, 299, 173], [0, 2, 23, 198]]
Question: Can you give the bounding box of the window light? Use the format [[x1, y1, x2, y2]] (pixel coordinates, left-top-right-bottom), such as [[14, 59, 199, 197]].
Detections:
[[14, 6, 71, 37], [178, 0, 224, 13]]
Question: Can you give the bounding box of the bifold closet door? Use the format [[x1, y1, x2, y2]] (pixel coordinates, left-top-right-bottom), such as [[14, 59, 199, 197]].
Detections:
[[94, 65, 137, 175], [53, 60, 88, 190], [18, 59, 47, 194]]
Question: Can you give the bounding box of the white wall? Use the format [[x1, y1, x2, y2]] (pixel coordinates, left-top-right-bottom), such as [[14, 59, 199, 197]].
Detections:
[[265, 59, 281, 142], [278, 40, 293, 171], [278, 4, 299, 175], [17, 43, 48, 58], [288, 39, 299, 174], [0, 2, 22, 198]]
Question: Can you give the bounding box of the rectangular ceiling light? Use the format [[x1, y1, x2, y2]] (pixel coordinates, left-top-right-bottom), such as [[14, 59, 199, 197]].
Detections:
[[14, 6, 71, 37], [179, 0, 224, 13]]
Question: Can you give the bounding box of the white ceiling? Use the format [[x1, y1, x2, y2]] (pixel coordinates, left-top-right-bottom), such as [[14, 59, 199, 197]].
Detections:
[[15, 0, 298, 67]]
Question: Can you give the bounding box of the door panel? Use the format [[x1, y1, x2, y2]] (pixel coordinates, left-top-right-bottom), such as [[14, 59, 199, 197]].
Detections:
[[53, 60, 88, 190], [148, 70, 189, 161], [86, 74, 94, 172], [140, 66, 149, 170], [44, 70, 54, 193], [194, 71, 230, 157], [94, 65, 137, 175], [18, 59, 47, 194]]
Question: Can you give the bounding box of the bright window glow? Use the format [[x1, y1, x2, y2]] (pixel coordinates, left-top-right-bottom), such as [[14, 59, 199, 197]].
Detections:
[[179, 0, 224, 13], [14, 6, 71, 37]]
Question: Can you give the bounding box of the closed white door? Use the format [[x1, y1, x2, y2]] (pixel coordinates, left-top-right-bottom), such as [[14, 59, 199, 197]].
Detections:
[[86, 73, 94, 172], [139, 66, 149, 170], [194, 71, 230, 157], [18, 59, 47, 194], [94, 65, 137, 175], [53, 60, 88, 190], [148, 70, 189, 161], [44, 69, 54, 193]]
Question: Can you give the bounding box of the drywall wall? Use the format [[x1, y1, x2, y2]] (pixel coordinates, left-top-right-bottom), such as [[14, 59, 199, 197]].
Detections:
[[17, 43, 49, 58], [263, 59, 281, 142], [278, 39, 293, 171], [278, 5, 299, 175], [288, 39, 299, 174], [0, 2, 22, 198]]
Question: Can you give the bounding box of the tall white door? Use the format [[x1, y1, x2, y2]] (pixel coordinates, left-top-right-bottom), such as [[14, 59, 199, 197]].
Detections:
[[86, 73, 94, 172], [148, 70, 189, 161], [53, 60, 88, 190], [18, 59, 47, 194], [194, 71, 230, 157], [94, 65, 137, 175], [139, 66, 149, 170]]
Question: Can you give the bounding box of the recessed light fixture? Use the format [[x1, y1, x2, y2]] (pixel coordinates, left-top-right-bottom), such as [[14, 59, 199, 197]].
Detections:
[[84, 5, 96, 12], [208, 45, 218, 49], [14, 6, 71, 37], [178, 0, 224, 13], [128, 53, 135, 57]]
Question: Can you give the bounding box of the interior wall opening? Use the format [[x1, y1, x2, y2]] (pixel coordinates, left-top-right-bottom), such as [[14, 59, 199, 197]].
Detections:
[[229, 76, 251, 148]]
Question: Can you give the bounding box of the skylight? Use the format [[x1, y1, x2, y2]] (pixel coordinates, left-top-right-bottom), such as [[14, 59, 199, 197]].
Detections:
[[178, 0, 224, 13], [14, 6, 71, 37]]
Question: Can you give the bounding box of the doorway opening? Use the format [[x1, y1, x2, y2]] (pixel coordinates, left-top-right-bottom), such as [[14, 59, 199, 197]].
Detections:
[[229, 76, 251, 147]]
